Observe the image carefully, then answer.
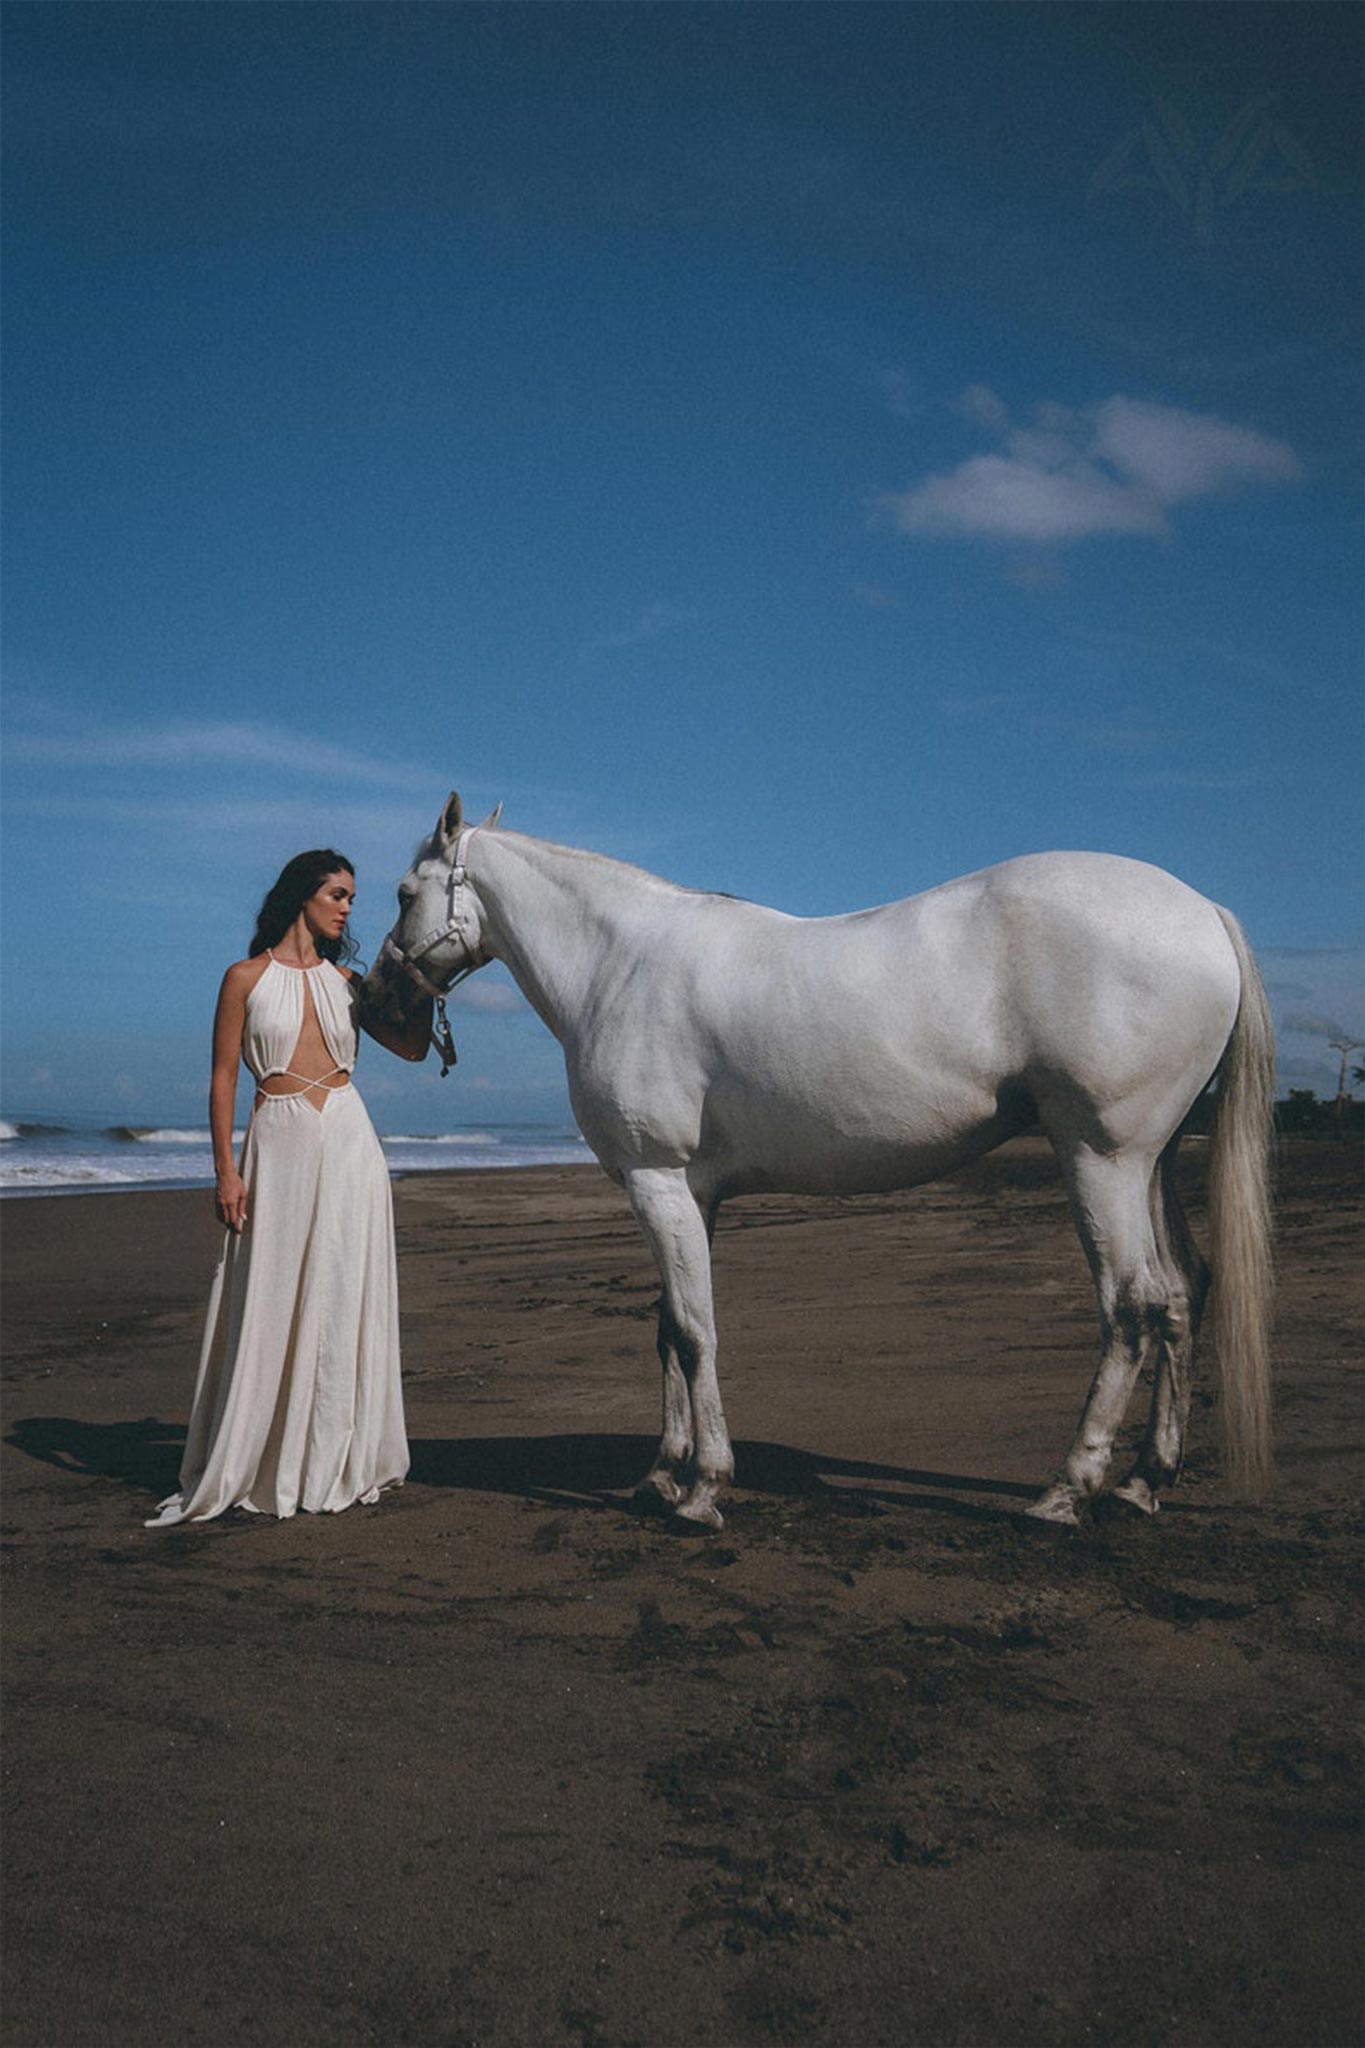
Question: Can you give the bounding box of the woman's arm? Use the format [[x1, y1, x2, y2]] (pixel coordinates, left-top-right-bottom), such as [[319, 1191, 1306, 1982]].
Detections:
[[349, 972, 433, 1063], [210, 965, 251, 1232]]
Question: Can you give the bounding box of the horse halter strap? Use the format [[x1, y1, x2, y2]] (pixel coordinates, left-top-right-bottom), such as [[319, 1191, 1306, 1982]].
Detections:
[[404, 825, 482, 975], [379, 824, 485, 1076]]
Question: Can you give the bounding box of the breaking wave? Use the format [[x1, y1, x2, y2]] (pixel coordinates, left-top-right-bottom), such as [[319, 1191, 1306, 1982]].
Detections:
[[1, 1117, 588, 1195]]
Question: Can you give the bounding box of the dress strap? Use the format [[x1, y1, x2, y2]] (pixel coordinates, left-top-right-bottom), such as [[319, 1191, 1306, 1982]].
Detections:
[[259, 1067, 351, 1097]]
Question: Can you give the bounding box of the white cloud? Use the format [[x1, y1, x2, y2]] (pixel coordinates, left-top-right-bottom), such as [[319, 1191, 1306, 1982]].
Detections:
[[954, 383, 1011, 433], [878, 367, 919, 420], [584, 602, 693, 656], [4, 717, 438, 789], [881, 393, 1303, 547], [888, 450, 1166, 543], [934, 692, 1171, 755], [3, 793, 433, 841], [1282, 1010, 1351, 1039], [1261, 946, 1365, 1094], [451, 980, 526, 1017], [1090, 397, 1303, 501], [1126, 768, 1264, 790]]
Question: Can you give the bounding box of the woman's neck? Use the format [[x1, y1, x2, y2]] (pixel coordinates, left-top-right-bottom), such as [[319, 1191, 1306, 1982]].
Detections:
[[273, 914, 324, 968]]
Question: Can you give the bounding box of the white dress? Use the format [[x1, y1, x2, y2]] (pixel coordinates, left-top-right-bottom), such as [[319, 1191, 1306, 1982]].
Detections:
[[147, 957, 409, 1527]]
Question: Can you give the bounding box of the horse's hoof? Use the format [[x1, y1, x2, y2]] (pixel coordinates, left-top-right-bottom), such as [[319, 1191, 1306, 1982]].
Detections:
[[1106, 1478, 1160, 1519], [1025, 1485, 1082, 1527], [669, 1499, 726, 1535], [631, 1474, 683, 1516]]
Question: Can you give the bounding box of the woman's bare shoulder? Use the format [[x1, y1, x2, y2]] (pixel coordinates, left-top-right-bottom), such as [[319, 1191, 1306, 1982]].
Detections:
[[220, 956, 271, 997]]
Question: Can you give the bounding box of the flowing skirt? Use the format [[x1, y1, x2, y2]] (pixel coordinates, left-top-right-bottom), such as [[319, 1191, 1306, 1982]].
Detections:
[[147, 1087, 408, 1527]]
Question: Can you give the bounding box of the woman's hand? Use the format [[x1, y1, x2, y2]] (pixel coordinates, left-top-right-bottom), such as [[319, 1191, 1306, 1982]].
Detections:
[[351, 970, 434, 1062], [215, 1169, 248, 1234]]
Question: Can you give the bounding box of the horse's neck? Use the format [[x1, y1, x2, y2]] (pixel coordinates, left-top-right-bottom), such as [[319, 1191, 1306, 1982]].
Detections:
[[473, 833, 674, 1038]]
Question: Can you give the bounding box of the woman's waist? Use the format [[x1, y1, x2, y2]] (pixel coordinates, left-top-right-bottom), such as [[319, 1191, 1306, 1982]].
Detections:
[[252, 1067, 354, 1099]]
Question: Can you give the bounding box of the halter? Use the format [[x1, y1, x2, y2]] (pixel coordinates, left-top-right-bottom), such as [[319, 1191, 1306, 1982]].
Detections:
[[377, 824, 488, 1076]]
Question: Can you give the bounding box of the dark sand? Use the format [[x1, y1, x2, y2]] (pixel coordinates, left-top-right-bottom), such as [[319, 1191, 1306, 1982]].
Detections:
[[2, 1141, 1361, 2047]]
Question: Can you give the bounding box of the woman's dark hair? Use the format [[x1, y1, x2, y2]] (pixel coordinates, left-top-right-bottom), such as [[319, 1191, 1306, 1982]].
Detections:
[[249, 850, 360, 965]]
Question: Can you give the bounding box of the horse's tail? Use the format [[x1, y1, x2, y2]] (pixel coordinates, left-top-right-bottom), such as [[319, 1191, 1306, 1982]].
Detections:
[[1206, 907, 1276, 1496]]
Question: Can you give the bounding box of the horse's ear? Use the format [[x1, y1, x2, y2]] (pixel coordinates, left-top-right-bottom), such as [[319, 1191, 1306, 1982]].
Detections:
[[477, 801, 504, 830], [436, 791, 463, 851]]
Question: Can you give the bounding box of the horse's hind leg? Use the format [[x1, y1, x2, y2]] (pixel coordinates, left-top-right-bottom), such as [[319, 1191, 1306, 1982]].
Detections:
[[625, 1167, 733, 1531], [1111, 1148, 1209, 1516], [1029, 1143, 1169, 1526]]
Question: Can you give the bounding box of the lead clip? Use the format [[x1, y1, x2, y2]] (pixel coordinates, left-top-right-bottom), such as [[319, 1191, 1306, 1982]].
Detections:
[[434, 995, 458, 1077]]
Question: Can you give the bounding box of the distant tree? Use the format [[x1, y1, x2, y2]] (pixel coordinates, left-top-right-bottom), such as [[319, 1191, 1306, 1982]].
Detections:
[[1277, 1088, 1324, 1135], [1328, 1037, 1365, 1116], [1274, 1087, 1364, 1139]]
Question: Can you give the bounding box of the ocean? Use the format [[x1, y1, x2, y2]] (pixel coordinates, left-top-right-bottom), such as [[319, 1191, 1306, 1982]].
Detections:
[[0, 1118, 592, 1196]]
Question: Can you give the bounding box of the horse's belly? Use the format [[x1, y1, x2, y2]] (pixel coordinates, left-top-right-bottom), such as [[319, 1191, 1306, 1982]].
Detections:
[[699, 1085, 1030, 1199]]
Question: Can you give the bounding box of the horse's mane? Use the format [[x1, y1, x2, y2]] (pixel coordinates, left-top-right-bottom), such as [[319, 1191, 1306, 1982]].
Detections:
[[412, 826, 731, 902]]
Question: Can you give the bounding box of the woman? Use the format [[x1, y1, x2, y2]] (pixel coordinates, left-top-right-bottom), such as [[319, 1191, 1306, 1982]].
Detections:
[[147, 851, 431, 1528]]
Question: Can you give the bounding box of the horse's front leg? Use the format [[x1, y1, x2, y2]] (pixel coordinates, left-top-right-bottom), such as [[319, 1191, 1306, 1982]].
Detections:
[[631, 1306, 692, 1514], [625, 1166, 733, 1531]]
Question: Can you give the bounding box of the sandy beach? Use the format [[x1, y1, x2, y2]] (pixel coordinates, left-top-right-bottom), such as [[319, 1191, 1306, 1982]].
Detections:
[[3, 1141, 1361, 2047]]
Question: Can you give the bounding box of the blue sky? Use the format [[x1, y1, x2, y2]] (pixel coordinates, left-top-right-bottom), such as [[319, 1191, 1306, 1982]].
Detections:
[[3, 2, 1361, 1130]]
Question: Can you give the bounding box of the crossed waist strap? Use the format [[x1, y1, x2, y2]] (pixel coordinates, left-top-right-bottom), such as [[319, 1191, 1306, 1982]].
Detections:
[[256, 1067, 352, 1097]]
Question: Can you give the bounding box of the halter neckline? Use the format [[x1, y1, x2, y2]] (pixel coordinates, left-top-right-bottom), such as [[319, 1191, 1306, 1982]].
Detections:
[[267, 950, 327, 973]]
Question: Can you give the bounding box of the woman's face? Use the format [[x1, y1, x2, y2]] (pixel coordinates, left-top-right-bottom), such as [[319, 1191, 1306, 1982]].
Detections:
[[305, 870, 355, 943]]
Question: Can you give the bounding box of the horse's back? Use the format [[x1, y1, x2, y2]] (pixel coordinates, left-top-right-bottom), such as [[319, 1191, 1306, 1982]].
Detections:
[[735, 853, 1237, 1167], [713, 849, 1239, 1054], [575, 849, 1242, 1184], [872, 849, 1227, 949]]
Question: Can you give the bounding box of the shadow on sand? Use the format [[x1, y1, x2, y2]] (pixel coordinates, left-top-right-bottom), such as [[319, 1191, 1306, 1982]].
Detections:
[[412, 1433, 1036, 1521], [5, 1418, 1036, 1522], [6, 1414, 186, 1496]]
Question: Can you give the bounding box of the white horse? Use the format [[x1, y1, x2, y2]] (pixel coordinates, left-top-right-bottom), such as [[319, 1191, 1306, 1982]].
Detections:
[[365, 793, 1274, 1532]]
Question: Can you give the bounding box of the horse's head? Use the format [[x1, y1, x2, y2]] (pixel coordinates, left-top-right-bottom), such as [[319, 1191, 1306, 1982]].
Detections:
[[364, 791, 502, 1019]]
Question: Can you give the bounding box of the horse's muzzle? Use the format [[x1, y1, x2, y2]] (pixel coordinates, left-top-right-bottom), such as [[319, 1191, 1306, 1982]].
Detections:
[[360, 949, 419, 1027]]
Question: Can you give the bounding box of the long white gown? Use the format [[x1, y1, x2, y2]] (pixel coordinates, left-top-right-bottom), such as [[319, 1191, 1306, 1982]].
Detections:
[[147, 957, 409, 1527]]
